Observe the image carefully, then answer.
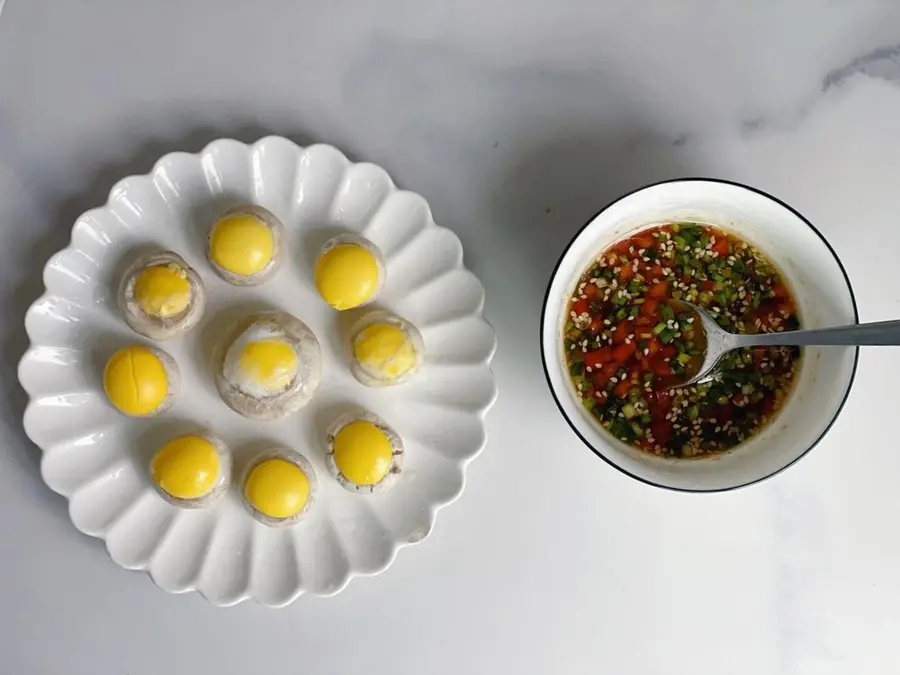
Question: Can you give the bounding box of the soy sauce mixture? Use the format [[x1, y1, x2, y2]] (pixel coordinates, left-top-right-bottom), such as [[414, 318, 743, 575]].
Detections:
[[564, 223, 800, 457]]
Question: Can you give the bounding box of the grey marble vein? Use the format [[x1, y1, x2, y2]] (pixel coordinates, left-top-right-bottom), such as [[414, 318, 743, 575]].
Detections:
[[824, 44, 900, 90]]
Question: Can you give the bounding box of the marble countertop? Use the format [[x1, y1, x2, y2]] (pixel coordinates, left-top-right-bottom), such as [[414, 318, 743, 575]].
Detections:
[[3, 2, 900, 673]]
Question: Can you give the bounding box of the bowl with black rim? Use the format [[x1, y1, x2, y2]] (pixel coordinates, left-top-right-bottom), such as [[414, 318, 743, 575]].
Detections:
[[540, 178, 858, 492]]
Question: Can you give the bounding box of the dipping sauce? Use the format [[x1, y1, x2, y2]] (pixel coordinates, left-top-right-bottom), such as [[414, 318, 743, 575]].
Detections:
[[563, 222, 801, 457]]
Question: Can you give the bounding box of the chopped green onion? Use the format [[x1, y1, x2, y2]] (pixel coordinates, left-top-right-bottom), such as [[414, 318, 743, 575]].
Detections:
[[609, 418, 636, 442], [652, 322, 667, 335]]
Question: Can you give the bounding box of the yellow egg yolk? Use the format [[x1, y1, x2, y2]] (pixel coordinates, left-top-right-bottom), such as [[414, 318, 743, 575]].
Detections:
[[353, 323, 416, 380], [209, 213, 274, 276], [333, 421, 393, 486], [314, 243, 380, 310], [244, 459, 309, 518], [133, 263, 191, 318], [103, 346, 168, 416], [238, 339, 298, 392], [151, 435, 220, 500]]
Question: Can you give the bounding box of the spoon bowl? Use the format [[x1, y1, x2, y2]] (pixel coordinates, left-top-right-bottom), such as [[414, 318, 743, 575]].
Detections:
[[670, 301, 741, 386], [674, 299, 900, 387]]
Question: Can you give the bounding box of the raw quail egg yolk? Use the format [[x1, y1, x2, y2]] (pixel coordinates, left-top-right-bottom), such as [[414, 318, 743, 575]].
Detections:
[[238, 339, 298, 393], [103, 346, 168, 416], [333, 421, 393, 486], [133, 264, 191, 318], [209, 213, 274, 276], [314, 244, 380, 310], [353, 323, 416, 381], [244, 459, 309, 518], [151, 435, 220, 500]]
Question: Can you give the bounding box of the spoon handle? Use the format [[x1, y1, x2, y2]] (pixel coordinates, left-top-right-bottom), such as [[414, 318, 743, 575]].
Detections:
[[737, 319, 900, 347]]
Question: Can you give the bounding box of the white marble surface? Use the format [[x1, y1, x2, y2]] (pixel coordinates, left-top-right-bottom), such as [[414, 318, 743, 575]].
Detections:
[[3, 1, 900, 673]]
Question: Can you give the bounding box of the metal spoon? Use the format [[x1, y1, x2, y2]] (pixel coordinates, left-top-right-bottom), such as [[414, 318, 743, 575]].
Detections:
[[676, 300, 894, 386]]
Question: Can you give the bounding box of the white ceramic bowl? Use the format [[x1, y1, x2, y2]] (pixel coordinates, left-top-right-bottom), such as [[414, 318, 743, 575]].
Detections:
[[541, 179, 858, 492]]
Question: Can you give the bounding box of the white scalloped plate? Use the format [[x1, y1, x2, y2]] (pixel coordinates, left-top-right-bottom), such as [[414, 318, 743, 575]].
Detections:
[[17, 137, 497, 606]]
